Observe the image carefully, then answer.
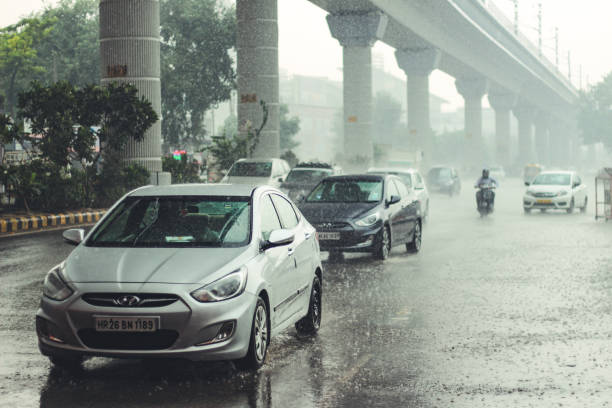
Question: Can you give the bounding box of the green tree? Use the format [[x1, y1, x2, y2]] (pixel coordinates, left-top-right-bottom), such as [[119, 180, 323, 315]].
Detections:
[[33, 0, 100, 86], [578, 73, 612, 150], [0, 17, 54, 115], [280, 104, 300, 151], [160, 0, 236, 146]]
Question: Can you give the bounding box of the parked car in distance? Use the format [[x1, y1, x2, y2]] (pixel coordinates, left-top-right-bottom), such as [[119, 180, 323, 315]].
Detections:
[[426, 166, 461, 196], [36, 184, 322, 370], [367, 167, 430, 220], [222, 158, 291, 188], [489, 165, 506, 180], [523, 171, 588, 214], [298, 174, 422, 261], [281, 162, 342, 202]]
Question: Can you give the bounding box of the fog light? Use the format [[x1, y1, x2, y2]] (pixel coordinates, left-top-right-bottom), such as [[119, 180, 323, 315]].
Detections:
[[195, 321, 235, 346], [36, 316, 65, 343]]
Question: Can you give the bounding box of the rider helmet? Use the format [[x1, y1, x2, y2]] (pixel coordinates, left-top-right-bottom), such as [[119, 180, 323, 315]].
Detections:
[[482, 168, 489, 178]]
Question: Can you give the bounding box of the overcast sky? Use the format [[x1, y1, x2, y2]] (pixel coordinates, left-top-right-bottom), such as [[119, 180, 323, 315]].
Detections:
[[2, 0, 611, 107]]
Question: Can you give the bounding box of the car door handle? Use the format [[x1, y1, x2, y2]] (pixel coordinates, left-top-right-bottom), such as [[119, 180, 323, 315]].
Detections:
[[288, 247, 295, 256]]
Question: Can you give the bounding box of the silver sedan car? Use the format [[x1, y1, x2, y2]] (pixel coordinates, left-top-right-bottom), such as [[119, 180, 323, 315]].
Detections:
[[36, 184, 322, 370]]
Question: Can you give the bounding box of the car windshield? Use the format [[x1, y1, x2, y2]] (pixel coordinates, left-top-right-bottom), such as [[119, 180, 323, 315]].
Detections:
[[531, 173, 571, 186], [87, 196, 251, 247], [285, 169, 331, 183], [306, 179, 383, 203], [228, 162, 272, 177], [369, 171, 412, 188]]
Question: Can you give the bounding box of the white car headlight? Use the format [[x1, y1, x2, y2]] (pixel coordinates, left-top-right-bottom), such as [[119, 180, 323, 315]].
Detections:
[[556, 190, 570, 197], [191, 267, 247, 302], [526, 190, 536, 197], [355, 211, 381, 227], [43, 263, 73, 301]]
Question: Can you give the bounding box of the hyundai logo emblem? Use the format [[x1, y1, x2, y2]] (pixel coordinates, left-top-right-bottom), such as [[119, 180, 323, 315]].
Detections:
[[114, 295, 141, 307]]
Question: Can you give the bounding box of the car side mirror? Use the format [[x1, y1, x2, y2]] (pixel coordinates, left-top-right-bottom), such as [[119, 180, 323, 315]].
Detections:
[[62, 228, 85, 245], [524, 182, 530, 186], [573, 182, 580, 188], [278, 177, 284, 183], [386, 195, 401, 207], [263, 229, 295, 250]]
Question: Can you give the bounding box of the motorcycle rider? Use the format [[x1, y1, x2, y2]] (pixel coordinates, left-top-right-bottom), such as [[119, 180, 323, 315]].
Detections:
[[474, 168, 499, 209]]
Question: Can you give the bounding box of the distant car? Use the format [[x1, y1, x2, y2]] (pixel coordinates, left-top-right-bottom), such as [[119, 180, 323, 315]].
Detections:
[[426, 166, 461, 196], [298, 174, 422, 261], [222, 158, 290, 187], [367, 167, 430, 220], [281, 162, 342, 202], [489, 166, 506, 180], [523, 171, 588, 213], [36, 184, 322, 370]]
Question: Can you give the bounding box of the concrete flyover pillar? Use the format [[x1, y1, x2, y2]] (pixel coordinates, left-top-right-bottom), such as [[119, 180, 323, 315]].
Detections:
[[455, 77, 489, 164], [513, 103, 536, 166], [237, 0, 279, 158], [327, 12, 388, 168], [488, 89, 517, 169], [533, 111, 550, 166], [100, 0, 163, 174], [549, 119, 572, 166], [395, 47, 441, 162]]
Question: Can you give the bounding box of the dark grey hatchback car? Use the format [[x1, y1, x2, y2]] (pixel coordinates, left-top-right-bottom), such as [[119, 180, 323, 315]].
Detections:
[[298, 174, 422, 261]]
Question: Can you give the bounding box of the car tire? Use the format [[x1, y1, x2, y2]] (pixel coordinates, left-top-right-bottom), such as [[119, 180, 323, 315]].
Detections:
[[423, 201, 430, 223], [524, 207, 531, 214], [581, 196, 588, 213], [567, 198, 575, 214], [236, 297, 268, 370], [49, 355, 83, 371], [539, 208, 546, 213], [406, 220, 422, 253], [373, 225, 391, 260], [296, 276, 322, 335]]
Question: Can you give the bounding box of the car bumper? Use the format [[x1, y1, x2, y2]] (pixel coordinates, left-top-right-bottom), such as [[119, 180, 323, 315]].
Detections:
[[523, 195, 572, 210], [36, 283, 257, 361], [316, 222, 381, 253]]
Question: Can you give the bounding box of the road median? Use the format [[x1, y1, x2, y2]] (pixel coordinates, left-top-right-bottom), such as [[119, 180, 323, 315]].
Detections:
[[0, 210, 106, 235]]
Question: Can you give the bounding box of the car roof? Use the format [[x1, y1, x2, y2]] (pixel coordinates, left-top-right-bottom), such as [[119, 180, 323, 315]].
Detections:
[[367, 167, 417, 174], [129, 183, 256, 197], [290, 167, 331, 171], [538, 170, 574, 175], [235, 158, 277, 163], [322, 174, 385, 181]]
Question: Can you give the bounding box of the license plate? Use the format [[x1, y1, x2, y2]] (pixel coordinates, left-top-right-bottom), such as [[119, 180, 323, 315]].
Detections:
[[536, 199, 552, 204], [318, 232, 340, 240], [94, 316, 159, 332]]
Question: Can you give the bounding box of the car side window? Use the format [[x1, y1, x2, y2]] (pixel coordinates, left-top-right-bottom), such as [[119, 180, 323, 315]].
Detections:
[[260, 195, 282, 240], [271, 194, 299, 229], [387, 179, 400, 200], [414, 173, 424, 188], [393, 179, 409, 198]]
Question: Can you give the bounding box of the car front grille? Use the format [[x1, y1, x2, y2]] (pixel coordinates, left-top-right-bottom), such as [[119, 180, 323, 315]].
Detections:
[[82, 293, 179, 308], [78, 329, 179, 350], [314, 222, 350, 230], [533, 192, 556, 198]]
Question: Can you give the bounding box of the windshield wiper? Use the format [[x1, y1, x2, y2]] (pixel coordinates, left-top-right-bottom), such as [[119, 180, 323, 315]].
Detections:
[[132, 198, 160, 246]]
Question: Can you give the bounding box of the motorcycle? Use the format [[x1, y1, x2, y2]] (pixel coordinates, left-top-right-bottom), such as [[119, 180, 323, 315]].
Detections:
[[476, 182, 496, 216]]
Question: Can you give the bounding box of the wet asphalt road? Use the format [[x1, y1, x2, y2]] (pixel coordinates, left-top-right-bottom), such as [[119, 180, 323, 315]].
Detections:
[[1, 177, 611, 407]]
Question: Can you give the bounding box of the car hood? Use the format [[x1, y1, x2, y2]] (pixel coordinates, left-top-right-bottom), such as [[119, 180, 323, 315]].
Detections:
[[527, 185, 571, 194], [298, 202, 379, 223], [63, 245, 253, 284]]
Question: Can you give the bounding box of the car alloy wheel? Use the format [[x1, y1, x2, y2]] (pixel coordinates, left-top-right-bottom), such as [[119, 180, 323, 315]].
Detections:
[[581, 197, 588, 213], [406, 220, 422, 253], [374, 226, 391, 260], [296, 276, 322, 335], [237, 298, 268, 370], [567, 198, 574, 214]]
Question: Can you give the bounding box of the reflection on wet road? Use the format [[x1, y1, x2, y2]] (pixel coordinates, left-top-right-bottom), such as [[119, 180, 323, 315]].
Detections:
[[1, 178, 611, 407]]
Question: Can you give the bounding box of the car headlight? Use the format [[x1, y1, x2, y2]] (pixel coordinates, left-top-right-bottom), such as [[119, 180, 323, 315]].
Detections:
[[191, 267, 247, 302], [355, 211, 381, 227], [526, 190, 536, 197], [43, 263, 73, 301], [556, 190, 570, 196]]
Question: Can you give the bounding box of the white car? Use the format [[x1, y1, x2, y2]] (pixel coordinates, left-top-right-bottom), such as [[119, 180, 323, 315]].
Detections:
[[37, 184, 322, 370], [523, 171, 588, 214], [222, 158, 291, 188], [367, 167, 430, 220]]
